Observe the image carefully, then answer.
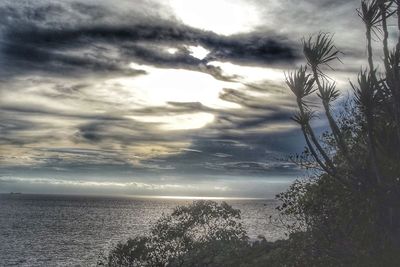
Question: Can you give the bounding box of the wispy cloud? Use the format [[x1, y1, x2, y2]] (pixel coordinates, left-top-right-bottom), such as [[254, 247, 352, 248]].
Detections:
[[0, 0, 368, 196]]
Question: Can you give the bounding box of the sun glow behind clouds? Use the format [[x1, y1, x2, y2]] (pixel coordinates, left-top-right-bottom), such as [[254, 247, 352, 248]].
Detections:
[[169, 0, 261, 35], [166, 47, 179, 54], [101, 62, 243, 131], [187, 45, 210, 60], [127, 113, 215, 131], [127, 62, 241, 109]]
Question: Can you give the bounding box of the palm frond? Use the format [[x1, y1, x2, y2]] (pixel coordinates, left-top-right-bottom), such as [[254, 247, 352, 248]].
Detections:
[[317, 80, 340, 103], [377, 0, 395, 15], [351, 70, 380, 111], [385, 50, 399, 81], [357, 0, 387, 30], [292, 110, 315, 126], [388, 50, 400, 73], [285, 66, 316, 105], [384, 50, 400, 98], [303, 33, 342, 70]]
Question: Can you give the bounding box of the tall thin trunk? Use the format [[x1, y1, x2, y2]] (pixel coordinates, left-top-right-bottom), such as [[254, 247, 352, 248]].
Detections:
[[380, 2, 390, 73], [395, 1, 400, 146], [300, 123, 349, 186], [297, 99, 336, 173], [366, 27, 375, 74], [397, 1, 400, 53], [300, 124, 331, 175], [312, 67, 351, 162], [363, 21, 383, 185]]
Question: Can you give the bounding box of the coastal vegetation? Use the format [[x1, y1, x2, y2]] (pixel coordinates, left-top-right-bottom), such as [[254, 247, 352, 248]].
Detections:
[[98, 201, 249, 266], [102, 0, 400, 265], [275, 0, 400, 265]]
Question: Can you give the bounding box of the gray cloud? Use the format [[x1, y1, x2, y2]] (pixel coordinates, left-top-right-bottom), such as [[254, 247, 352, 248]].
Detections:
[[0, 0, 372, 196], [0, 1, 298, 78]]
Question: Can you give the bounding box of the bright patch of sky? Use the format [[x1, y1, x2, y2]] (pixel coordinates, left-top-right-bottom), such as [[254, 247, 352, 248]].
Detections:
[[169, 0, 262, 35], [126, 113, 215, 131], [166, 47, 179, 54], [127, 62, 241, 109], [187, 45, 210, 60], [207, 61, 285, 83]]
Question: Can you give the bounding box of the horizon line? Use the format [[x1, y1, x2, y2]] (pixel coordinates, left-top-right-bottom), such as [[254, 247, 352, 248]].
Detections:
[[0, 192, 271, 200]]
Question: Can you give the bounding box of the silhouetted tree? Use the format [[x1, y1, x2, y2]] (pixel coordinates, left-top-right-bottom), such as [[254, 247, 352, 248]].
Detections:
[[99, 201, 248, 267], [278, 0, 400, 265]]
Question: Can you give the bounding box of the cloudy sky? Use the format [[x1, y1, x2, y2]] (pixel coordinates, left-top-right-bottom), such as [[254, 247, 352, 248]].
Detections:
[[0, 0, 372, 197]]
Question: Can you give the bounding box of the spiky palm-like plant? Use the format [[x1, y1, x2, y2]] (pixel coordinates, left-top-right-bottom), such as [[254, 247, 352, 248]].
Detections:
[[303, 33, 341, 71], [351, 70, 382, 184], [387, 50, 400, 143], [286, 67, 336, 175], [397, 0, 400, 51], [317, 80, 340, 104], [285, 66, 315, 106], [358, 0, 383, 73], [281, 1, 400, 263], [291, 111, 329, 171], [303, 33, 351, 163], [377, 0, 394, 72]]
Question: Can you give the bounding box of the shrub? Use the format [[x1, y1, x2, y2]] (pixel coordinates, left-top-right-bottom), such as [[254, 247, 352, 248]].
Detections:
[[99, 201, 248, 267]]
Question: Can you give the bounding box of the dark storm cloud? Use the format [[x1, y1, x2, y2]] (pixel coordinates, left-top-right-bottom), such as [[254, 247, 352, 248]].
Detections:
[[0, 104, 122, 121], [0, 1, 298, 77], [144, 127, 305, 179], [75, 119, 166, 144]]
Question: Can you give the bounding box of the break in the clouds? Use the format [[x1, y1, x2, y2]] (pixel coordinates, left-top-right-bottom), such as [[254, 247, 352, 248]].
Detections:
[[0, 0, 367, 197]]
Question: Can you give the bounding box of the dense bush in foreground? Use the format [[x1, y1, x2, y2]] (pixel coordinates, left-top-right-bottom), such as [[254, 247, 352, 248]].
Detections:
[[98, 200, 323, 267], [98, 201, 249, 267]]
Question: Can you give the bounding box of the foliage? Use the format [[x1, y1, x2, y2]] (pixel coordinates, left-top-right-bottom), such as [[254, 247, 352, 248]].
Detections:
[[278, 0, 400, 265], [99, 201, 248, 267]]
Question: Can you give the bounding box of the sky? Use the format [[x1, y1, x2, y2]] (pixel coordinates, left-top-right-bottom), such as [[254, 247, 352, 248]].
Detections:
[[0, 0, 374, 198]]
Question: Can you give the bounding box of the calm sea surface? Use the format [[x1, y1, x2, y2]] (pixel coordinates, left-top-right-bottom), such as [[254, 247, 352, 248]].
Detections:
[[0, 194, 284, 266]]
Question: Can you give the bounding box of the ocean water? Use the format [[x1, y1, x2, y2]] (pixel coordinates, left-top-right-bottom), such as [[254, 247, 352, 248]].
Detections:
[[0, 194, 284, 266]]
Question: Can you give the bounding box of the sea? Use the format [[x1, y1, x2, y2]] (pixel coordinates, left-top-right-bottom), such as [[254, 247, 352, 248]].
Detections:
[[0, 194, 285, 266]]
